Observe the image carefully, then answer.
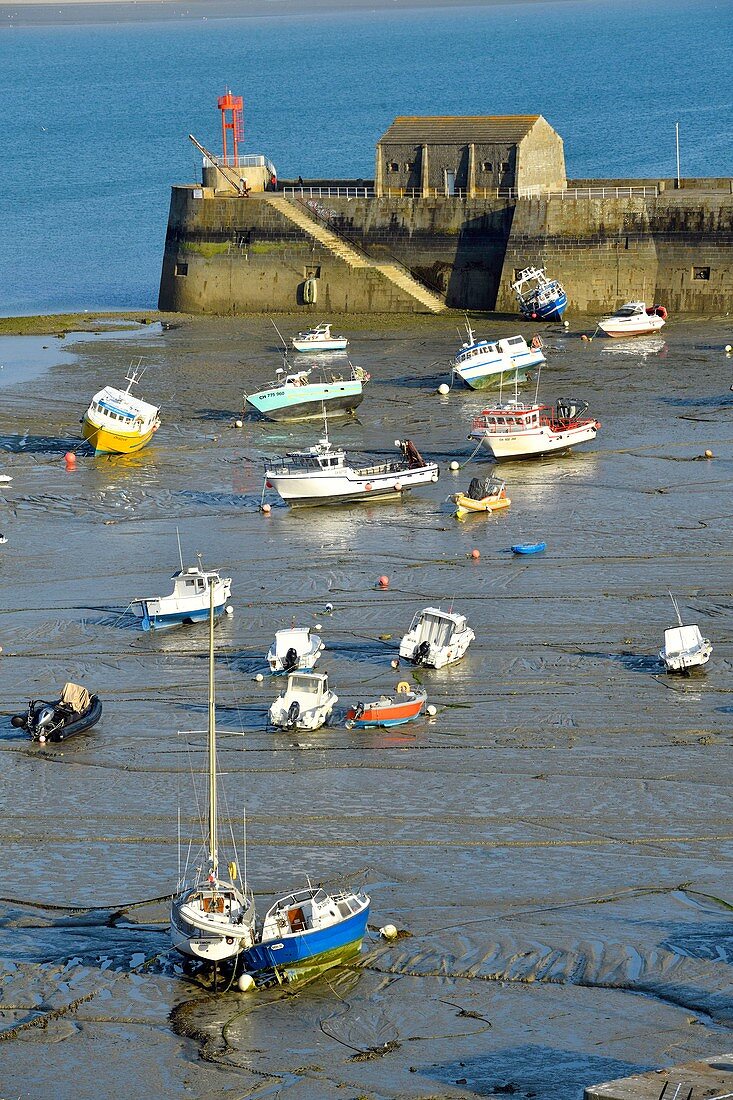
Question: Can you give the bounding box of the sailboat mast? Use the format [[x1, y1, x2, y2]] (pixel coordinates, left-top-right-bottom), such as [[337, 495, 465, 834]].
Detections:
[[207, 581, 218, 880]]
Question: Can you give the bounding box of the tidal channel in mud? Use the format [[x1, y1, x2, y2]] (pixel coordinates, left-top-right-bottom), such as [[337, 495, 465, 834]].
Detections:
[[1, 314, 732, 1100]]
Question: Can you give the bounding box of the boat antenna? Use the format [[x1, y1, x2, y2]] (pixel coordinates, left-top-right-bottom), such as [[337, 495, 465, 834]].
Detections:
[[669, 590, 684, 628], [175, 526, 184, 572], [207, 581, 218, 882], [463, 312, 474, 346], [271, 318, 288, 352]]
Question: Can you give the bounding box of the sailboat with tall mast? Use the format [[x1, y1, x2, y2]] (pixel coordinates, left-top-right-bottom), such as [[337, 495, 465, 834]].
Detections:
[[170, 587, 256, 964]]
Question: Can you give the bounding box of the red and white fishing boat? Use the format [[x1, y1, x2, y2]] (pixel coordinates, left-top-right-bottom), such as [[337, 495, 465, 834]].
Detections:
[[469, 394, 600, 460], [597, 301, 667, 338], [345, 683, 427, 729]]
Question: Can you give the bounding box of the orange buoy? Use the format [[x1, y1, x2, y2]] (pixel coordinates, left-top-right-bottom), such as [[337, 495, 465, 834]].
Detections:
[[64, 452, 77, 469], [470, 548, 480, 560], [378, 575, 389, 588], [261, 503, 271, 514]]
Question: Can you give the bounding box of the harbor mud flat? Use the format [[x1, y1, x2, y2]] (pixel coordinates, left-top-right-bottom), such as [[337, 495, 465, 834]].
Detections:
[[0, 314, 732, 1099]]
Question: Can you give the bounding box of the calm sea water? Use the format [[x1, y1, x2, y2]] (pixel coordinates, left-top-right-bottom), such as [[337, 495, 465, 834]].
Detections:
[[1, 0, 731, 314]]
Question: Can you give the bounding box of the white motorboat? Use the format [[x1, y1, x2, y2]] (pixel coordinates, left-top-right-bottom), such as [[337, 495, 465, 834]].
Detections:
[[170, 590, 257, 964], [267, 626, 324, 674], [597, 301, 667, 338], [452, 320, 545, 390], [264, 428, 439, 507], [399, 607, 475, 669], [659, 593, 712, 674], [269, 671, 338, 731], [132, 554, 231, 630], [292, 323, 348, 353]]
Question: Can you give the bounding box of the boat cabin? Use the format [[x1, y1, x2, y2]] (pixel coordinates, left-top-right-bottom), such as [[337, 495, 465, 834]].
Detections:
[[408, 607, 467, 648], [261, 887, 366, 939], [663, 625, 705, 659], [88, 385, 158, 428], [171, 566, 219, 598], [286, 672, 330, 701], [473, 398, 590, 435], [455, 335, 527, 366]]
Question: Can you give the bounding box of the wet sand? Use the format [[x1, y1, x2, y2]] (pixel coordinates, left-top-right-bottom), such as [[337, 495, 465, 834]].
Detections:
[[1, 314, 732, 1099]]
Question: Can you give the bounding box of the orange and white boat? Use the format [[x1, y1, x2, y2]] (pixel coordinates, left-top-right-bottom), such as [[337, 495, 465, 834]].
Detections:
[[453, 475, 510, 518], [597, 301, 667, 338], [345, 683, 427, 729]]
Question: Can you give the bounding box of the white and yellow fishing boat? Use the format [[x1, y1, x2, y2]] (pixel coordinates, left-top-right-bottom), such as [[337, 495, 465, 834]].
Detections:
[[82, 364, 160, 456]]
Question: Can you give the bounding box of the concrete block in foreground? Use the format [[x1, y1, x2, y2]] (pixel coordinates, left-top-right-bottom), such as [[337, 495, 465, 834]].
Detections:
[[585, 1053, 733, 1099]]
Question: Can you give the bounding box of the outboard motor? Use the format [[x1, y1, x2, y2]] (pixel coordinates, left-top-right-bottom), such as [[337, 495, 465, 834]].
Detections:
[[352, 703, 365, 721], [413, 640, 431, 665], [286, 700, 301, 728], [283, 646, 299, 672], [35, 706, 57, 731]]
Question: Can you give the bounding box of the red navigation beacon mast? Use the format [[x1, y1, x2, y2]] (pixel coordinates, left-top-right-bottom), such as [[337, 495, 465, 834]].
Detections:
[[217, 91, 244, 166]]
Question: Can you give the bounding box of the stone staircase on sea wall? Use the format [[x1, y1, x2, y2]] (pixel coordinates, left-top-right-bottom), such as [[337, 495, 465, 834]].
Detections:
[[264, 195, 446, 313]]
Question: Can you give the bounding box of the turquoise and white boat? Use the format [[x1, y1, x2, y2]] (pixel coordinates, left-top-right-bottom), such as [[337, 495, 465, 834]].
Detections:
[[452, 321, 545, 390], [245, 362, 369, 422]]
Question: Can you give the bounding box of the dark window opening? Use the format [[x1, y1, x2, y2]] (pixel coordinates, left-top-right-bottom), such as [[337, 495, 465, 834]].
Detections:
[[481, 161, 493, 171], [404, 161, 414, 171], [305, 265, 321, 279], [175, 263, 188, 277], [387, 162, 399, 172], [693, 266, 710, 280], [500, 162, 510, 172]]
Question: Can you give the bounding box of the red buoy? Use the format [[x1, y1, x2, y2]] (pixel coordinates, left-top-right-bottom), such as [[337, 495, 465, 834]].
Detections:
[[378, 575, 389, 588], [470, 548, 480, 560], [64, 452, 77, 470]]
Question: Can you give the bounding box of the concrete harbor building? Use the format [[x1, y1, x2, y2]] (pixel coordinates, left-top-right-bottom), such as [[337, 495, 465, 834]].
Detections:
[[158, 111, 733, 316], [374, 114, 567, 197]]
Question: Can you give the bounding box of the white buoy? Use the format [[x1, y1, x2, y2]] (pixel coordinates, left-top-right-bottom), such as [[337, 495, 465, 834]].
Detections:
[[391, 658, 399, 669], [325, 602, 334, 613], [315, 623, 322, 631], [449, 460, 460, 472], [255, 673, 264, 683], [235, 419, 243, 428], [427, 704, 437, 717], [225, 605, 234, 616], [726, 344, 733, 354], [563, 320, 570, 328], [237, 974, 256, 992], [437, 383, 450, 396], [379, 924, 398, 941]]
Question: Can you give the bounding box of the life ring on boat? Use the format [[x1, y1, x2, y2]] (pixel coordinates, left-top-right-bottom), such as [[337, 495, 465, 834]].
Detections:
[[133, 416, 144, 428], [396, 681, 411, 694], [365, 482, 373, 491], [531, 335, 542, 350]]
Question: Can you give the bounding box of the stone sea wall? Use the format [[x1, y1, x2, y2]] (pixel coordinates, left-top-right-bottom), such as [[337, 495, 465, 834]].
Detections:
[[158, 183, 733, 314]]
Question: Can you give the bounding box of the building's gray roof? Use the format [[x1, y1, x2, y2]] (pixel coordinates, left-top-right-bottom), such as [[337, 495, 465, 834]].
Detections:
[[378, 115, 545, 145]]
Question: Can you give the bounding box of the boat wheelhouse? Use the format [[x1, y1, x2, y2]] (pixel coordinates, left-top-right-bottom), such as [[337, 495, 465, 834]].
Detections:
[[452, 322, 545, 390], [659, 594, 712, 674], [469, 397, 600, 460], [82, 364, 160, 455], [511, 266, 568, 322]]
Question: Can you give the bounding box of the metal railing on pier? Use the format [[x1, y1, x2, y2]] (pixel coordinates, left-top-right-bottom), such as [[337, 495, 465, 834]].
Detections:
[[282, 184, 659, 200]]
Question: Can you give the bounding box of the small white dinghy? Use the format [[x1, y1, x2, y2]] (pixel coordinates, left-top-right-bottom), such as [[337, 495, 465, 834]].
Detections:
[[659, 593, 712, 674], [267, 626, 324, 674], [399, 607, 475, 669], [269, 671, 338, 731]]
